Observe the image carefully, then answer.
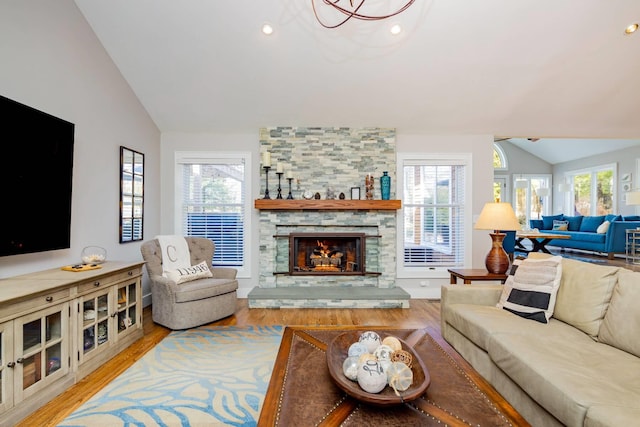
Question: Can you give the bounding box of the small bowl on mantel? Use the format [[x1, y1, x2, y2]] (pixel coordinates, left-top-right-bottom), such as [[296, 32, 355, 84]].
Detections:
[[326, 330, 430, 406]]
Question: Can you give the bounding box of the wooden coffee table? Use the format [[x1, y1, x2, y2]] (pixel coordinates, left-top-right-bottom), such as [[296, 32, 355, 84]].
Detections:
[[258, 326, 529, 426], [516, 232, 571, 254]]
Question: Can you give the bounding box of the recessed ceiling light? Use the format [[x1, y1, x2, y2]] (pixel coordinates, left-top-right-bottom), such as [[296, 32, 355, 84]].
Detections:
[[262, 23, 274, 35], [390, 24, 402, 35], [624, 23, 638, 35]]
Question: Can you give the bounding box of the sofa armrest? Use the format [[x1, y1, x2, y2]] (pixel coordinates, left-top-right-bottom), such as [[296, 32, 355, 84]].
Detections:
[[605, 221, 640, 253], [441, 284, 503, 308], [211, 267, 238, 280]]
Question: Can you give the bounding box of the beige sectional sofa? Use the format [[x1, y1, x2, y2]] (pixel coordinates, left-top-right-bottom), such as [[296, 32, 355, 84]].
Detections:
[[441, 253, 640, 427]]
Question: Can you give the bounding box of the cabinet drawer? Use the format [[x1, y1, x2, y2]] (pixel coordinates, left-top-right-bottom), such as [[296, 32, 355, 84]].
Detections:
[[0, 288, 71, 320], [76, 267, 142, 295]]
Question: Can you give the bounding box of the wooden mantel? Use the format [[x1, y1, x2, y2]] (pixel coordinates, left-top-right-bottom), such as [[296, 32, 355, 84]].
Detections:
[[254, 199, 401, 210]]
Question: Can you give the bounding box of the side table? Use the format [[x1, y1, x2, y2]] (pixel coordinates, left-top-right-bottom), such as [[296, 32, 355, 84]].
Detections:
[[626, 229, 640, 265], [448, 268, 507, 285]]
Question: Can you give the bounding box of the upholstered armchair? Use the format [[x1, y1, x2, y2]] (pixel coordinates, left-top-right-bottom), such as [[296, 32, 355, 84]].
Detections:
[[140, 237, 238, 329]]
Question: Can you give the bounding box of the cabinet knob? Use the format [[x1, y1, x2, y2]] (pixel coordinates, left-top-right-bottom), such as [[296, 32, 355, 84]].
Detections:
[[94, 281, 101, 287], [7, 361, 15, 368], [16, 358, 24, 364], [128, 271, 133, 276], [45, 296, 53, 302]]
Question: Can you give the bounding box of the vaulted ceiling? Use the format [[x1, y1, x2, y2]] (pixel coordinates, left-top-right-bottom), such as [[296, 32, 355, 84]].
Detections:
[[74, 1, 640, 162]]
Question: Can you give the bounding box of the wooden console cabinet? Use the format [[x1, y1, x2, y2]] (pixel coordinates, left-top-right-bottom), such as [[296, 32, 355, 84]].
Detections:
[[0, 261, 144, 425]]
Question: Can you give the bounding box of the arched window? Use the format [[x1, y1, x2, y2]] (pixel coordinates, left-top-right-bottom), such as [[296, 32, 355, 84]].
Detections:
[[493, 144, 507, 170]]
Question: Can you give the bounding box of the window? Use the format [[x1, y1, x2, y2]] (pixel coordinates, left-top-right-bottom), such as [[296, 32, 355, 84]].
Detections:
[[564, 164, 615, 215], [397, 153, 472, 277], [175, 152, 251, 276], [493, 144, 507, 170], [512, 175, 551, 226]]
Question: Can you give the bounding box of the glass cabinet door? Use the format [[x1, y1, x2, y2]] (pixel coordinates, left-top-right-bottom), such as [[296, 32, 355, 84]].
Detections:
[[79, 290, 112, 363], [116, 280, 139, 336], [15, 303, 69, 402], [0, 321, 14, 414]]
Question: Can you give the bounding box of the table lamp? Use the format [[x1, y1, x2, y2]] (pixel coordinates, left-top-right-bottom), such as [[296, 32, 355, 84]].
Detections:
[[474, 202, 522, 274], [627, 191, 640, 207]]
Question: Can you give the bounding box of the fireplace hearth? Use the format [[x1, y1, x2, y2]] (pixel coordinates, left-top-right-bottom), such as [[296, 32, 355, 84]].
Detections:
[[290, 233, 365, 275]]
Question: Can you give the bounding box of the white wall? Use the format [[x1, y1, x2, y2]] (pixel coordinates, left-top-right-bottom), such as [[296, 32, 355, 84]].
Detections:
[[0, 0, 160, 303], [161, 132, 495, 299]]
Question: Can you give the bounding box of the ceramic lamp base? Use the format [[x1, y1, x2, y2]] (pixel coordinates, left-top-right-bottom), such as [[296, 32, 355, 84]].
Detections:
[[485, 232, 510, 274]]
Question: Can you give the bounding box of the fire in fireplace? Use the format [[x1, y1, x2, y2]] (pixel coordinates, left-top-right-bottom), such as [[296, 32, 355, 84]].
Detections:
[[289, 233, 365, 275]]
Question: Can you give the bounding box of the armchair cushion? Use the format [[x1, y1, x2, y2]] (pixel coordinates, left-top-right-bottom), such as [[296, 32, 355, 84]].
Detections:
[[163, 260, 213, 285]]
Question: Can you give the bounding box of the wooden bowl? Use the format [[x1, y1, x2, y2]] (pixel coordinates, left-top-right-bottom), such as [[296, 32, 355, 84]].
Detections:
[[326, 331, 430, 406]]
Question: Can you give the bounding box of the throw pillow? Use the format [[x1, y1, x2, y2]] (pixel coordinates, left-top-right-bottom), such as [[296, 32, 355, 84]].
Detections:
[[598, 270, 640, 357], [542, 214, 564, 230], [529, 252, 620, 338], [596, 220, 610, 234], [163, 260, 213, 285], [563, 215, 583, 231], [604, 214, 622, 223], [496, 256, 562, 324], [552, 220, 569, 231], [579, 215, 606, 232]]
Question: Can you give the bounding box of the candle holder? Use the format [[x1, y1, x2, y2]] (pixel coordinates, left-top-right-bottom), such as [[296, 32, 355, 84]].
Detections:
[[287, 177, 294, 199], [276, 172, 284, 199], [263, 166, 271, 199]]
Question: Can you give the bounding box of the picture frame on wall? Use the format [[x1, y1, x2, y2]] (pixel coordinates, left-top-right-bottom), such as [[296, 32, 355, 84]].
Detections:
[[350, 187, 361, 200], [621, 173, 632, 183]]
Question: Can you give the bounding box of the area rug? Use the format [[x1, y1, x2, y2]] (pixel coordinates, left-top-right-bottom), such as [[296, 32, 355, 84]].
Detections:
[[58, 325, 283, 427]]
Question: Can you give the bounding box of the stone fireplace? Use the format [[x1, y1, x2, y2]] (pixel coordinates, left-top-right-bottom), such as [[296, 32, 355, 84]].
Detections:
[[247, 127, 410, 308]]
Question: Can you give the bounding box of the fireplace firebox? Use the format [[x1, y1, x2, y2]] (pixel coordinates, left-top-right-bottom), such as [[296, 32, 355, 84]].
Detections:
[[289, 233, 365, 275]]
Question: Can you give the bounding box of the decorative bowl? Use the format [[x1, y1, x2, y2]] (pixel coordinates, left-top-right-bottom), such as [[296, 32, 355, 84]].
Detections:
[[81, 246, 107, 264], [326, 331, 430, 406]]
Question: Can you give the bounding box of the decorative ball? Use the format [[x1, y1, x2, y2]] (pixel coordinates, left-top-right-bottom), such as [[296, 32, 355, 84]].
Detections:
[[373, 344, 394, 362], [358, 353, 377, 365], [359, 331, 381, 353], [357, 360, 387, 393], [342, 356, 360, 381], [382, 336, 402, 352], [387, 362, 413, 394], [348, 342, 368, 358], [390, 350, 413, 369]]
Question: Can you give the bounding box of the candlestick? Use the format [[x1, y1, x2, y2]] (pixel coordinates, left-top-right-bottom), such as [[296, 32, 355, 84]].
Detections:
[[276, 172, 284, 199], [262, 151, 271, 168], [287, 177, 294, 199], [263, 166, 271, 199], [286, 171, 293, 179]]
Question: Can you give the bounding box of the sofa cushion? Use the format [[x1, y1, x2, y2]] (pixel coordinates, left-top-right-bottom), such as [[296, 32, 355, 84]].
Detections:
[[487, 331, 640, 427], [563, 215, 583, 231], [542, 214, 564, 230], [163, 260, 213, 285], [579, 215, 606, 232], [552, 220, 569, 231], [528, 253, 619, 338], [585, 405, 640, 427], [598, 270, 640, 357], [604, 214, 622, 223], [496, 256, 562, 323], [173, 277, 238, 303], [623, 215, 640, 221]]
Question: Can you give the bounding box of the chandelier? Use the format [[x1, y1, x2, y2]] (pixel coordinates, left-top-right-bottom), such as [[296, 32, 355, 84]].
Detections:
[[311, 0, 416, 29]]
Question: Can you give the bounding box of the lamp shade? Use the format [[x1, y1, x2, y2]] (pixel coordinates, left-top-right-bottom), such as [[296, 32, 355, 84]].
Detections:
[[475, 202, 521, 231], [515, 179, 528, 189], [558, 183, 571, 192], [537, 187, 549, 197], [626, 191, 640, 206]]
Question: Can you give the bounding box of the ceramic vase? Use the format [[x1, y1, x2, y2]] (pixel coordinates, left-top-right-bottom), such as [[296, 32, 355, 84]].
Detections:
[[380, 171, 391, 200]]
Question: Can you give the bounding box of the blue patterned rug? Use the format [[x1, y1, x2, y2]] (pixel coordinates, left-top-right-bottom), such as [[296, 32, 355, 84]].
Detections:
[[58, 325, 283, 427]]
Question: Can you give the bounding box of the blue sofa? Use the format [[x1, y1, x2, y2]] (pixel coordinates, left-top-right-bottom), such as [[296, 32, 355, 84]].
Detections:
[[529, 214, 640, 258]]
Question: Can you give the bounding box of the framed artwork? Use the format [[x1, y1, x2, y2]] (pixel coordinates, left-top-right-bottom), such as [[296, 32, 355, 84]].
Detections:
[[621, 173, 632, 183], [350, 187, 361, 200]]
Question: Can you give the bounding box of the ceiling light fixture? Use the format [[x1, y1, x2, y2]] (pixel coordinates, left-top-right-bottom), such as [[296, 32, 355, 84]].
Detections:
[[262, 23, 274, 35], [311, 0, 415, 29], [624, 23, 638, 35]]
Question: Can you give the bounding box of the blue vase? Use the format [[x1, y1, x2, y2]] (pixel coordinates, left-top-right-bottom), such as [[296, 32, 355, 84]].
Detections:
[[380, 171, 391, 200]]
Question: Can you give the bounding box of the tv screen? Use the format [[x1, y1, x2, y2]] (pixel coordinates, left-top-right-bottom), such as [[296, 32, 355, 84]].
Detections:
[[0, 95, 75, 257]]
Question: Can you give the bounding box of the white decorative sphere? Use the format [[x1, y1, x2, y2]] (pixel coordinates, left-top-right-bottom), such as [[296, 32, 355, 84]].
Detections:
[[357, 360, 387, 393], [348, 342, 368, 358], [342, 356, 360, 381], [359, 331, 381, 353], [373, 344, 394, 362]]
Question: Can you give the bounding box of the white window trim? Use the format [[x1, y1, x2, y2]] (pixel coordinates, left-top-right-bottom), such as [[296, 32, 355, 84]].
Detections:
[[493, 143, 508, 171], [174, 150, 252, 278], [396, 152, 473, 279]]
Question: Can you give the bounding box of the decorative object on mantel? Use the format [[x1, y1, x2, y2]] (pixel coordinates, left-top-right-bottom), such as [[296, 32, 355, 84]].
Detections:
[[311, 0, 415, 29], [339, 192, 346, 199], [365, 174, 374, 200], [276, 163, 284, 199], [380, 171, 391, 200], [286, 173, 294, 199], [474, 202, 522, 274], [303, 189, 314, 200], [351, 187, 361, 200], [314, 192, 321, 199], [262, 151, 272, 199], [326, 187, 336, 200]]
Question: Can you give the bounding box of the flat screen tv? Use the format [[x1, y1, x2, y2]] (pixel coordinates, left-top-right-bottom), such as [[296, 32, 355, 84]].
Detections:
[[1, 95, 75, 257]]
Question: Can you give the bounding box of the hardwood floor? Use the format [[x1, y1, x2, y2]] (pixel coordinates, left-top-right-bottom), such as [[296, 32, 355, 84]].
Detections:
[[16, 299, 442, 427]]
